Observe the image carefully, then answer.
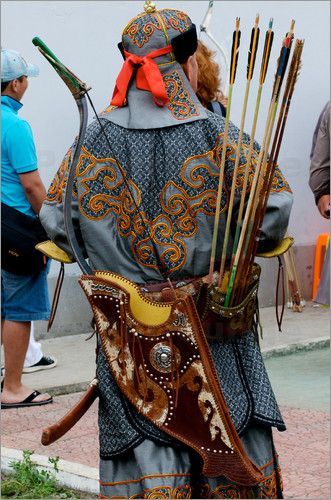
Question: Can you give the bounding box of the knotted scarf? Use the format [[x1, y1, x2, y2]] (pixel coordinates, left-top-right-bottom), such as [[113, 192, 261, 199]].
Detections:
[[111, 45, 173, 107]]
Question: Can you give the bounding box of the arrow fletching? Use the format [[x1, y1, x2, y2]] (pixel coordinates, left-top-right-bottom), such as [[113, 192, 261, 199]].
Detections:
[[283, 39, 304, 102], [259, 19, 274, 85], [272, 20, 295, 100], [247, 14, 260, 80], [280, 20, 295, 88], [230, 18, 241, 85]]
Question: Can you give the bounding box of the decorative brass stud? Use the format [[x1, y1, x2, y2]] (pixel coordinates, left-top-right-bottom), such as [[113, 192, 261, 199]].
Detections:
[[144, 1, 156, 13]]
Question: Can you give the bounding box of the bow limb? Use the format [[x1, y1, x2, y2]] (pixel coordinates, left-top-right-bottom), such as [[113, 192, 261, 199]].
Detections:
[[63, 96, 91, 275], [200, 0, 230, 95], [32, 37, 92, 275], [200, 0, 214, 32]]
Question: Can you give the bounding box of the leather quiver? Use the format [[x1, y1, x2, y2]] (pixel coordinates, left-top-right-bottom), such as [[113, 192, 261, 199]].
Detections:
[[196, 264, 261, 341], [80, 271, 263, 485]]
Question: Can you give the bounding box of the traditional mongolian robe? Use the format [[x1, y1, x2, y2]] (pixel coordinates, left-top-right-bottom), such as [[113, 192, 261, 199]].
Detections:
[[41, 7, 293, 499]]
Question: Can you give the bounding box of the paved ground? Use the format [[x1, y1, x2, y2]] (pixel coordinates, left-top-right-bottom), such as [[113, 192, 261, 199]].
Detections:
[[1, 303, 330, 498], [2, 393, 329, 499], [265, 347, 330, 411]]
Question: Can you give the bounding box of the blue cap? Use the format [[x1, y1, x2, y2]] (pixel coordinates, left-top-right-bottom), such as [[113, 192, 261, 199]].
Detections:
[[1, 49, 39, 82]]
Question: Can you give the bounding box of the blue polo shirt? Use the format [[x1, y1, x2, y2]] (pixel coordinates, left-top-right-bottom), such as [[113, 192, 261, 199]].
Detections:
[[1, 95, 38, 216]]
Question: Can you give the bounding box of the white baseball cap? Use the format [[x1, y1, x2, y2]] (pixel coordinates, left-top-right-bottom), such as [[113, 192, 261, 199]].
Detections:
[[1, 49, 39, 82]]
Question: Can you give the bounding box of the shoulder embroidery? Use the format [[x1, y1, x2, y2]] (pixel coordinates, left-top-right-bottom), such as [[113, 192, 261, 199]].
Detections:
[[46, 147, 75, 204], [75, 123, 291, 275]]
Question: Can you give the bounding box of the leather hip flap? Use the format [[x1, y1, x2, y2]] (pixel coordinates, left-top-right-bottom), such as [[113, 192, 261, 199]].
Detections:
[[79, 270, 263, 485]]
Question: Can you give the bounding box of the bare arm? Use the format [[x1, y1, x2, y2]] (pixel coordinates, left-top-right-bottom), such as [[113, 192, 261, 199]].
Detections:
[[309, 102, 330, 213], [19, 170, 47, 215]]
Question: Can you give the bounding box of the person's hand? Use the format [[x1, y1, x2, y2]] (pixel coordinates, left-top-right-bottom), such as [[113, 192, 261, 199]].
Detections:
[[317, 194, 330, 219]]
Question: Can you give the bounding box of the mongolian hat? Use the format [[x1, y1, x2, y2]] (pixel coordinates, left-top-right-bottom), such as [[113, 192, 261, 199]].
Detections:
[[101, 1, 207, 129]]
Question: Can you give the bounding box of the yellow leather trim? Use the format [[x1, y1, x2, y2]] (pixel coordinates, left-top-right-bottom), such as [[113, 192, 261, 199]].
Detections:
[[257, 236, 294, 258], [35, 240, 74, 264], [95, 271, 172, 326]]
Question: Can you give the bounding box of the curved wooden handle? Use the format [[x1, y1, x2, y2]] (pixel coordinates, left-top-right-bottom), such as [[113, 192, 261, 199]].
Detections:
[[41, 381, 98, 446]]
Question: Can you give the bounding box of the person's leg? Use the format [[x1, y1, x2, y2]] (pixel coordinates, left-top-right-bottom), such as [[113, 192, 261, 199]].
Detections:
[[1, 268, 52, 404], [23, 321, 57, 372], [1, 319, 51, 403], [24, 322, 43, 367]]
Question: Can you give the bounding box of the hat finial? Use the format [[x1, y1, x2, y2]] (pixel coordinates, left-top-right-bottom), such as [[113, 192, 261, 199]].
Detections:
[[144, 1, 156, 13]]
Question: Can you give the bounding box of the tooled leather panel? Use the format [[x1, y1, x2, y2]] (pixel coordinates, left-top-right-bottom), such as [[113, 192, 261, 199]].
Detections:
[[98, 328, 285, 459], [81, 274, 263, 484], [97, 343, 144, 458]]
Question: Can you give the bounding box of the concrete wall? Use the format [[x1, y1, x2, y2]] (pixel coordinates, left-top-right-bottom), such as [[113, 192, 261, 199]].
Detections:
[[1, 1, 330, 336]]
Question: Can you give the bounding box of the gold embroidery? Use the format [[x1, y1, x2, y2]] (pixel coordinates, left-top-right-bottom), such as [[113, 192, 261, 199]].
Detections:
[[74, 123, 290, 274], [100, 472, 192, 487], [79, 158, 141, 224], [99, 467, 281, 498], [100, 474, 193, 498], [199, 466, 282, 499], [123, 13, 162, 48], [164, 70, 199, 121], [160, 10, 190, 33], [46, 148, 75, 204], [100, 105, 117, 116], [100, 483, 192, 499], [233, 142, 292, 195], [143, 485, 192, 499]]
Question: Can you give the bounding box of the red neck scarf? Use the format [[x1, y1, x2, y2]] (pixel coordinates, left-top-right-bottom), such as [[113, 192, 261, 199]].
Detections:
[[111, 45, 173, 108]]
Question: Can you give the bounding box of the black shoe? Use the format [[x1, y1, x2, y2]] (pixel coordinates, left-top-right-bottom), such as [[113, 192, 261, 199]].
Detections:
[[22, 356, 57, 374]]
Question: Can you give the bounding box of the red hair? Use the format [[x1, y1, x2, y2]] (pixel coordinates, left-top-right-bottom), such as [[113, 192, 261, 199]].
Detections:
[[196, 41, 227, 107]]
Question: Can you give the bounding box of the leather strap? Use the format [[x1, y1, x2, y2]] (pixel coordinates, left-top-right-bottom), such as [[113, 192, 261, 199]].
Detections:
[[47, 262, 65, 332], [275, 256, 285, 332], [139, 277, 197, 293]]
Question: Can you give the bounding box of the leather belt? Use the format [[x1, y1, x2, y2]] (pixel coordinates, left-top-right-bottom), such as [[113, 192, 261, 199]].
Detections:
[[139, 277, 197, 293]]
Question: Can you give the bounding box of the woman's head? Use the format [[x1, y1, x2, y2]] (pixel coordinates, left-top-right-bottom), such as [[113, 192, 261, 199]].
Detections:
[[196, 40, 227, 107]]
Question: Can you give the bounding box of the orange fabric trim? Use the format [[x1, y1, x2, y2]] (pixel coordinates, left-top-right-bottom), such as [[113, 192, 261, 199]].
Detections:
[[260, 456, 276, 471], [100, 472, 192, 487]]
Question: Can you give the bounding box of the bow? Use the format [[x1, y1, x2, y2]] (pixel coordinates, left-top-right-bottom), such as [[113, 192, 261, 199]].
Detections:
[[32, 37, 92, 275], [200, 0, 230, 94], [32, 37, 170, 283]]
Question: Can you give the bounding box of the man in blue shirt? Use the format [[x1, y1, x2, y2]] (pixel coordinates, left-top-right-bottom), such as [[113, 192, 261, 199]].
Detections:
[[1, 49, 53, 408]]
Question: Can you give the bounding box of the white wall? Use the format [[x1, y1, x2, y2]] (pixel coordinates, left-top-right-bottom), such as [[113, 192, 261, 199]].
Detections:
[[2, 1, 330, 278]]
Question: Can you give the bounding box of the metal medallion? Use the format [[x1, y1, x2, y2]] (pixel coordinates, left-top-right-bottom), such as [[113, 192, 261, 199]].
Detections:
[[150, 342, 181, 373]]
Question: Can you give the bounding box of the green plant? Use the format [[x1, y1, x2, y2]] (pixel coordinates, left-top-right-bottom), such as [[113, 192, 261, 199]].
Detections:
[[1, 450, 78, 498]]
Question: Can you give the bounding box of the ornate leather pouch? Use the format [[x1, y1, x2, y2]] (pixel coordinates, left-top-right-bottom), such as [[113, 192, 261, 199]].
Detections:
[[80, 271, 263, 485], [196, 264, 261, 341]]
